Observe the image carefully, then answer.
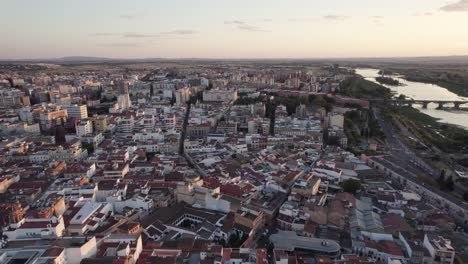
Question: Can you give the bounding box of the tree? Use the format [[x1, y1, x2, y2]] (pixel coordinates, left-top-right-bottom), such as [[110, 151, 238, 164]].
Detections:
[[324, 103, 333, 114], [438, 170, 446, 190], [227, 233, 239, 247], [82, 143, 95, 155], [308, 94, 317, 104], [323, 96, 336, 104], [463, 192, 468, 202], [445, 176, 454, 191], [341, 179, 362, 194]]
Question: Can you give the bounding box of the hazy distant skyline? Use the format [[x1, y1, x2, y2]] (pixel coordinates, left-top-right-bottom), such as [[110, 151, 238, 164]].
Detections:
[[2, 0, 468, 59]]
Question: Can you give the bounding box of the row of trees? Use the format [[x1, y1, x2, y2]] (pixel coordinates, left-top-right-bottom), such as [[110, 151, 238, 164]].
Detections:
[[438, 170, 454, 191], [339, 77, 393, 99], [235, 92, 335, 117]]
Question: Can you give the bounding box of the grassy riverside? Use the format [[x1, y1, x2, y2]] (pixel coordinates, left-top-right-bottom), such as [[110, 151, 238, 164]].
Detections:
[[393, 106, 468, 154], [339, 77, 393, 99], [406, 75, 468, 97], [381, 65, 468, 97], [375, 76, 401, 86], [338, 75, 468, 156]]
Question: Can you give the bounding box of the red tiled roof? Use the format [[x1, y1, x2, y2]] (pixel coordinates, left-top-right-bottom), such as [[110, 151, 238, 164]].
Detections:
[[203, 177, 220, 189], [19, 221, 58, 229], [41, 246, 64, 257]]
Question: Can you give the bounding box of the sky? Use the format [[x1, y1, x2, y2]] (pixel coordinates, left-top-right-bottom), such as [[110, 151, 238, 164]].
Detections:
[[1, 0, 468, 59]]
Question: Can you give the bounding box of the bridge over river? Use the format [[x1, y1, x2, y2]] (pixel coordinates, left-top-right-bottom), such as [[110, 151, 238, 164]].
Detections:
[[372, 99, 468, 109]]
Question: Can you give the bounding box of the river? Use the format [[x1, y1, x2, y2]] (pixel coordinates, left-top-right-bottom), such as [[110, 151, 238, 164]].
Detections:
[[355, 68, 468, 129]]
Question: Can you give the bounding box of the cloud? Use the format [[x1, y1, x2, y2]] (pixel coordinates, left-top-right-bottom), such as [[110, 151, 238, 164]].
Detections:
[[91, 33, 119, 37], [92, 30, 196, 40], [323, 15, 348, 21], [97, 42, 143, 47], [288, 18, 314, 23], [238, 25, 269, 32], [123, 32, 160, 38], [120, 14, 137, 19], [224, 20, 269, 32], [224, 20, 246, 25], [413, 12, 433, 16], [369, 16, 384, 25], [440, 0, 468, 11], [162, 29, 197, 35]]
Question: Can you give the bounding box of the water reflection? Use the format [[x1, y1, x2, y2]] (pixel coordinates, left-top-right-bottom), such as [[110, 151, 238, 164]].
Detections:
[[355, 68, 468, 129]]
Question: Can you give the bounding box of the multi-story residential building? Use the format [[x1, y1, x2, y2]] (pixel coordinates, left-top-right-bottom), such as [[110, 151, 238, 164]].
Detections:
[[142, 115, 155, 130], [368, 157, 468, 229], [118, 114, 135, 134], [0, 88, 30, 107], [292, 175, 321, 197], [102, 162, 130, 180], [176, 181, 230, 213], [203, 89, 237, 102], [0, 202, 26, 227], [187, 123, 210, 140], [39, 107, 68, 132], [62, 104, 88, 120], [0, 173, 20, 193], [175, 87, 191, 105], [3, 217, 66, 240], [0, 121, 40, 135], [217, 121, 238, 134], [90, 115, 107, 132], [81, 133, 104, 147], [76, 119, 93, 137], [49, 140, 87, 162], [117, 93, 132, 111], [274, 118, 322, 137], [423, 234, 455, 264]]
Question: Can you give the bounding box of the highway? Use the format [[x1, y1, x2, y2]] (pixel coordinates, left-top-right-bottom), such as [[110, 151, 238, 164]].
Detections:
[[373, 108, 436, 177]]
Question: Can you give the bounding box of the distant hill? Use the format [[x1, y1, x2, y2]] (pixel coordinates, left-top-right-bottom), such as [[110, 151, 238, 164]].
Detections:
[[55, 56, 114, 62], [320, 55, 468, 64], [0, 56, 116, 64], [2, 55, 468, 64]]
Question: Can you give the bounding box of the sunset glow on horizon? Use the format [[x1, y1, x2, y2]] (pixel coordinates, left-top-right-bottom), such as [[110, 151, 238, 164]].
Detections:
[[2, 0, 468, 59]]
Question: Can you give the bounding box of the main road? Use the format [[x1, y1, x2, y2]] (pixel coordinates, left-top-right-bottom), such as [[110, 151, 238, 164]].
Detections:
[[372, 108, 437, 177]]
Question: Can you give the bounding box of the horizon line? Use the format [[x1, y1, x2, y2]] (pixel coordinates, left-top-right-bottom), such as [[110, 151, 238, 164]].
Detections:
[[2, 54, 468, 62]]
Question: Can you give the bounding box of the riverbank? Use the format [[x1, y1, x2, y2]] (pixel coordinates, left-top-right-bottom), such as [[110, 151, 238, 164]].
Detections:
[[355, 68, 468, 130], [339, 76, 393, 99], [390, 106, 468, 154], [375, 76, 401, 86], [381, 66, 468, 97], [338, 73, 468, 155]]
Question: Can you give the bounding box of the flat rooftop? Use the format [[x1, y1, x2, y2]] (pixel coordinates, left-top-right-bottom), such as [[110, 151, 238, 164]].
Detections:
[[270, 231, 340, 253]]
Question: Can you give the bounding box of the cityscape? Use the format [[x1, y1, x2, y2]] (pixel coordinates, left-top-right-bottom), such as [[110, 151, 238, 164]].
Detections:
[[1, 1, 468, 264]]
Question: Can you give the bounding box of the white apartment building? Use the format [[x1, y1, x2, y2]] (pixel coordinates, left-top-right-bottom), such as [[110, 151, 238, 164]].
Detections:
[[175, 87, 191, 105], [76, 120, 93, 137], [81, 133, 104, 146], [117, 94, 132, 110], [423, 235, 455, 264], [118, 115, 135, 134], [203, 89, 238, 102], [3, 217, 66, 240], [63, 104, 88, 120]]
